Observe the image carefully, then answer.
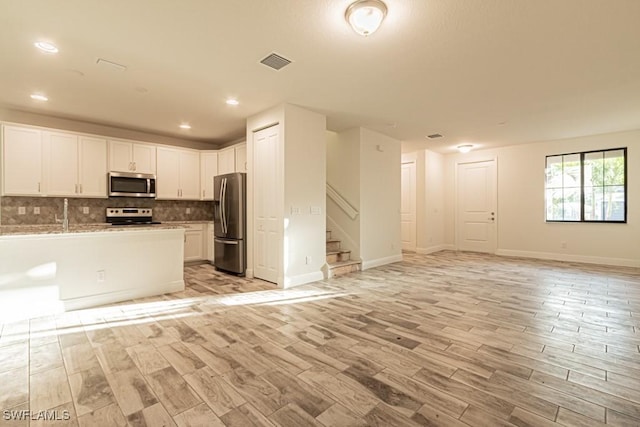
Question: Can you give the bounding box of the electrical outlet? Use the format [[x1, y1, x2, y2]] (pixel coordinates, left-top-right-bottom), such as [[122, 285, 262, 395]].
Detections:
[[561, 241, 567, 249], [18, 207, 26, 215], [82, 207, 89, 214], [97, 270, 106, 282], [305, 256, 312, 265], [33, 207, 40, 215], [186, 208, 191, 214]]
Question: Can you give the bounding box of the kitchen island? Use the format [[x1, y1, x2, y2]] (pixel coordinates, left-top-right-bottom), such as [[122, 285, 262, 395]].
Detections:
[[0, 224, 185, 319]]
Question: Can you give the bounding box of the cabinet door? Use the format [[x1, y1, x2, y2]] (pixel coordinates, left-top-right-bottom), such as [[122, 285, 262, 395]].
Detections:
[[184, 230, 204, 261], [46, 131, 79, 196], [132, 143, 156, 174], [218, 147, 235, 175], [79, 136, 108, 197], [109, 140, 133, 172], [179, 151, 200, 200], [2, 126, 43, 196], [156, 147, 181, 199], [206, 223, 215, 262], [235, 144, 247, 173], [200, 152, 218, 200]]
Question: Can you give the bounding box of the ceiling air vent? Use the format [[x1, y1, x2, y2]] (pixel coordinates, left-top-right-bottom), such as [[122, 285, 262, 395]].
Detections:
[[427, 133, 443, 139], [260, 53, 292, 71]]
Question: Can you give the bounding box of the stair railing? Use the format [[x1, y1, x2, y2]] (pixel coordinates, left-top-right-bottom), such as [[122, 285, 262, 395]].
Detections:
[[326, 183, 358, 220]]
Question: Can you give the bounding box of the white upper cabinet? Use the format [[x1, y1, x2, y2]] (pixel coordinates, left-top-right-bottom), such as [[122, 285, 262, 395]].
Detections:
[[46, 131, 79, 196], [109, 140, 156, 174], [46, 132, 108, 198], [156, 147, 200, 200], [2, 125, 43, 196], [217, 146, 235, 175], [235, 143, 247, 173], [2, 125, 107, 198], [180, 150, 200, 199], [200, 152, 218, 200], [78, 136, 108, 197]]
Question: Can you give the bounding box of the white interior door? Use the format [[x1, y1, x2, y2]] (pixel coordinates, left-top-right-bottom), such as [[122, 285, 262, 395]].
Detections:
[[456, 159, 497, 253], [253, 125, 280, 283], [400, 160, 417, 251]]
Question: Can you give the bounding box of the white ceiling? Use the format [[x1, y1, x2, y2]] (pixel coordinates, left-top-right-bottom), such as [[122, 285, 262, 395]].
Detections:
[[1, 0, 639, 153]]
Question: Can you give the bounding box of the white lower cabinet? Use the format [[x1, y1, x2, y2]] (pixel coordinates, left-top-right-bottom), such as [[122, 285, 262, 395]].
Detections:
[[182, 223, 207, 262], [207, 222, 215, 262]]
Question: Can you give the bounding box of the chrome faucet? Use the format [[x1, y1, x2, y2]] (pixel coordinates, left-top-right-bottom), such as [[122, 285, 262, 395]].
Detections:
[[55, 198, 70, 232]]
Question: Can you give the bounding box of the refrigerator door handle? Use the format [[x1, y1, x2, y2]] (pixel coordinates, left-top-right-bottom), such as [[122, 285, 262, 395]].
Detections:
[[215, 238, 239, 245], [222, 178, 229, 234], [220, 177, 226, 234]]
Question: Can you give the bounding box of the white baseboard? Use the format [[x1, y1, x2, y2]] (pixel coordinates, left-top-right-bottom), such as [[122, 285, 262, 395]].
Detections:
[[62, 280, 185, 311], [416, 244, 455, 254], [495, 249, 640, 268], [285, 271, 325, 288], [362, 254, 403, 270]]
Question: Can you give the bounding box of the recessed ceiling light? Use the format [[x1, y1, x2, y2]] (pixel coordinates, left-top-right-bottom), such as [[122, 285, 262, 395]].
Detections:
[[226, 99, 239, 106], [34, 41, 58, 53], [457, 144, 473, 153], [179, 124, 191, 130], [30, 94, 48, 101]]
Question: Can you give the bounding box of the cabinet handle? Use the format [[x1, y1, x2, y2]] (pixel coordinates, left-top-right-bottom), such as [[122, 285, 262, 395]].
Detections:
[[133, 162, 137, 171], [202, 189, 205, 198], [38, 182, 41, 192], [80, 184, 83, 194], [75, 184, 78, 193], [128, 162, 132, 171]]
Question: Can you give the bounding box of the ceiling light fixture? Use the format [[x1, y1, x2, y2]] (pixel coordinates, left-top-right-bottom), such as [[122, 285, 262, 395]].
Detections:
[[226, 99, 239, 106], [179, 124, 191, 130], [345, 0, 388, 36], [457, 144, 473, 153], [34, 41, 58, 53], [30, 93, 48, 101]]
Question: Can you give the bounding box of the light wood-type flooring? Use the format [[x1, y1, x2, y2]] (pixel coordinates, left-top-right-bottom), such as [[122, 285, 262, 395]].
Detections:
[[1, 251, 639, 426]]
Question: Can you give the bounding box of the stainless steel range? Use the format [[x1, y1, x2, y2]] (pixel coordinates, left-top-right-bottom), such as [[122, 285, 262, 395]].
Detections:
[[106, 207, 161, 226]]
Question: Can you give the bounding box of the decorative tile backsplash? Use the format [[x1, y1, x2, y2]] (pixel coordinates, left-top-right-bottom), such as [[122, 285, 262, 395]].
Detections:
[[0, 196, 213, 225]]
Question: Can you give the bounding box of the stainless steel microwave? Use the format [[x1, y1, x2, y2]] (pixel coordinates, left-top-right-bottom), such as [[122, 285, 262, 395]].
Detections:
[[108, 172, 156, 198]]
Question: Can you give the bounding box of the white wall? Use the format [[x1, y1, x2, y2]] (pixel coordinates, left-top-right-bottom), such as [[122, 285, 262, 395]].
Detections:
[[246, 104, 327, 288], [326, 129, 361, 259], [359, 128, 402, 268], [282, 104, 327, 287], [443, 129, 639, 267]]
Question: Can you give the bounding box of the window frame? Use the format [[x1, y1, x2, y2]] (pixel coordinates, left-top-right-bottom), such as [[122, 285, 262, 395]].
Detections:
[[545, 147, 627, 224]]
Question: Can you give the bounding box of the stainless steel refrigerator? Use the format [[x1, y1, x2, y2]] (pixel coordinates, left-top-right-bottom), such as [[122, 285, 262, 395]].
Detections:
[[213, 172, 247, 275]]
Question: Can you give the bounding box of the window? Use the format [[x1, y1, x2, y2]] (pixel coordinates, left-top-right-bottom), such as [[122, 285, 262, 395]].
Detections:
[[545, 148, 627, 223]]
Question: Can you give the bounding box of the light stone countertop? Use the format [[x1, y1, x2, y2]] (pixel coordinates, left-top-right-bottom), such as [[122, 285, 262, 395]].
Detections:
[[0, 223, 185, 236]]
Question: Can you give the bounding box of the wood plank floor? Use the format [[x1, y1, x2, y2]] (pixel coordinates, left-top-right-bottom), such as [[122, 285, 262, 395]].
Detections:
[[1, 250, 639, 426]]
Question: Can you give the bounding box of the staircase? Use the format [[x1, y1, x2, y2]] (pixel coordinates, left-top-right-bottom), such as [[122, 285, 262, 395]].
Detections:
[[326, 230, 361, 278]]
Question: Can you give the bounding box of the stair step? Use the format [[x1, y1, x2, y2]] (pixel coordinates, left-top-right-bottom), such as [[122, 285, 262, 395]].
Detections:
[[327, 259, 361, 278], [326, 239, 341, 252], [326, 250, 351, 263]]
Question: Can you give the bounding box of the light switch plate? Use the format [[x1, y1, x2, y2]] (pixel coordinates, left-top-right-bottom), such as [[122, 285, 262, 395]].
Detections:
[[33, 207, 40, 215], [310, 206, 321, 215], [18, 207, 26, 215], [291, 206, 301, 215], [82, 207, 89, 214]]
